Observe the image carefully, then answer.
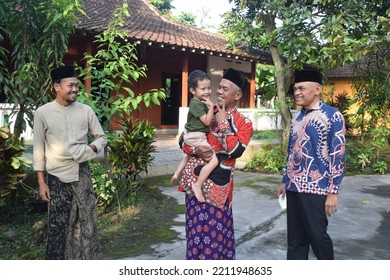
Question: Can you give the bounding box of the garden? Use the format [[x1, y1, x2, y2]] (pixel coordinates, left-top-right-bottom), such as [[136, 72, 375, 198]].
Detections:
[[1, 0, 389, 260]]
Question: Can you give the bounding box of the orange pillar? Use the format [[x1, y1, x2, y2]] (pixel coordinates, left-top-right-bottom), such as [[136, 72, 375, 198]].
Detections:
[[84, 40, 92, 94], [250, 62, 256, 108], [181, 56, 189, 107]]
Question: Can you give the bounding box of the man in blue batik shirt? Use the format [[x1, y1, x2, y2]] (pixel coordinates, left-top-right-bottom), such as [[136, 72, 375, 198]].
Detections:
[[277, 69, 346, 260]]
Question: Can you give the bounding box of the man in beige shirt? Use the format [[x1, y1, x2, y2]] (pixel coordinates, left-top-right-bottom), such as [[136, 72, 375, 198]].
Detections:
[[33, 65, 107, 259]]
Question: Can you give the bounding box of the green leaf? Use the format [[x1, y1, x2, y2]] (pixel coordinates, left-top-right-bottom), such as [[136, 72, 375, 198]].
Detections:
[[11, 158, 21, 169]]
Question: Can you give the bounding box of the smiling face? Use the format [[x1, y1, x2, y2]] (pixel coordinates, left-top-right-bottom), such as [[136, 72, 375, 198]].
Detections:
[[216, 78, 242, 109], [190, 78, 212, 101], [293, 81, 322, 109], [53, 77, 79, 106]]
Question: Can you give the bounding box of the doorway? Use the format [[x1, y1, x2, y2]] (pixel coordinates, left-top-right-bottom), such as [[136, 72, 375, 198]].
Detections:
[[161, 73, 181, 126]]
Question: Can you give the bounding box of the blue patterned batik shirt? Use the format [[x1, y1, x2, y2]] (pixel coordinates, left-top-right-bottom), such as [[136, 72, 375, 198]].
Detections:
[[282, 100, 346, 195]]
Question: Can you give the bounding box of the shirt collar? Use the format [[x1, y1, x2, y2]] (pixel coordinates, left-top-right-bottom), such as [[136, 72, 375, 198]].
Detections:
[[227, 107, 238, 116], [302, 100, 322, 114]]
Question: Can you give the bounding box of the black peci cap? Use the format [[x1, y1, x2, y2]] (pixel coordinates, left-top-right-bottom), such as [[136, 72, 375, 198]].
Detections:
[[294, 69, 322, 85], [222, 68, 248, 91], [50, 65, 77, 83]]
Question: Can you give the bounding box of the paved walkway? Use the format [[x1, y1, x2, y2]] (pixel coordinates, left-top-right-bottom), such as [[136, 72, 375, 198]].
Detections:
[[123, 172, 390, 260], [124, 136, 390, 260], [25, 135, 390, 260]]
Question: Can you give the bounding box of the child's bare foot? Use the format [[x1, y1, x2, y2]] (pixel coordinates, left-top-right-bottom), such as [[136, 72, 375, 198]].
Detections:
[[192, 182, 205, 202], [170, 174, 179, 185]]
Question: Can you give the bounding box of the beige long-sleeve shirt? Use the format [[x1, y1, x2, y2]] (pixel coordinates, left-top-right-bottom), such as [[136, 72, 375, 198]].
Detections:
[[33, 101, 107, 183]]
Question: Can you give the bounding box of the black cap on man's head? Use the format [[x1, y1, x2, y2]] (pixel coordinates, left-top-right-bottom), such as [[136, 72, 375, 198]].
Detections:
[[50, 65, 77, 83], [294, 69, 322, 85], [222, 68, 248, 92]]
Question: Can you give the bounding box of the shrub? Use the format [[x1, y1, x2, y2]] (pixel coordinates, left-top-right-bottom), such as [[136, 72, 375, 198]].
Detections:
[[372, 161, 388, 175], [92, 117, 157, 213], [89, 161, 114, 212], [0, 126, 32, 207], [345, 137, 389, 174], [245, 145, 285, 173]]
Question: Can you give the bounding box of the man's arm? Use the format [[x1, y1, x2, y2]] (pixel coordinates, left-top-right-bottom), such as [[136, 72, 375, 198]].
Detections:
[[88, 108, 107, 153], [33, 110, 50, 201], [194, 115, 253, 161], [33, 109, 46, 172], [281, 122, 294, 186], [327, 111, 346, 194], [213, 100, 253, 158], [224, 117, 253, 159], [324, 111, 346, 216]]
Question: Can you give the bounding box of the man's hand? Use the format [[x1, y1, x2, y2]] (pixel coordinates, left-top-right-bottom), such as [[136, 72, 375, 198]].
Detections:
[[195, 145, 214, 162], [215, 99, 227, 123], [277, 183, 286, 199], [39, 181, 51, 202], [37, 171, 50, 202], [89, 144, 97, 153], [325, 193, 338, 217]]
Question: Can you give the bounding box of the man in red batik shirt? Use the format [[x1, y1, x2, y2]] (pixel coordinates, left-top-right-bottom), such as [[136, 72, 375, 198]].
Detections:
[[178, 68, 253, 260]]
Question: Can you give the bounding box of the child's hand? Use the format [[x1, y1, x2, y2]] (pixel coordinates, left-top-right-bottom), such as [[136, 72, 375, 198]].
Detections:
[[202, 96, 214, 107], [195, 145, 214, 162]]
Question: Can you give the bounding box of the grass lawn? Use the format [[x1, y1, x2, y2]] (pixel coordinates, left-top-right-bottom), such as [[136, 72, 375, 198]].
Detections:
[[0, 174, 184, 260]]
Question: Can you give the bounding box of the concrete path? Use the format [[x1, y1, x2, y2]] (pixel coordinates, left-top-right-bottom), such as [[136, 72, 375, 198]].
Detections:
[[25, 134, 390, 260], [24, 133, 390, 260], [123, 171, 390, 260]]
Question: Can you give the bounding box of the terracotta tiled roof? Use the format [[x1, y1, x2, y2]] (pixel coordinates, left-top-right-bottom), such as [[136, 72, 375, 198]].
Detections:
[[326, 58, 379, 78], [327, 47, 389, 78], [326, 63, 356, 78], [77, 0, 273, 63]]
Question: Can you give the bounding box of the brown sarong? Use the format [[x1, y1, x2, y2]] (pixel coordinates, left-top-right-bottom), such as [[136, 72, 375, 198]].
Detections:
[[45, 162, 99, 260]]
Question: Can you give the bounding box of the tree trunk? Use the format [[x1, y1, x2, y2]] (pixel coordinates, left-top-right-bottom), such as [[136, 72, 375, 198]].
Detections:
[[14, 106, 25, 139], [272, 52, 292, 153], [262, 13, 292, 153]]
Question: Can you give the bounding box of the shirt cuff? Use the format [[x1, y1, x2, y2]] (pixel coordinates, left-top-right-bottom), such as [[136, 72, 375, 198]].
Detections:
[[217, 119, 229, 132], [328, 184, 339, 194], [90, 141, 103, 153], [190, 146, 197, 156]]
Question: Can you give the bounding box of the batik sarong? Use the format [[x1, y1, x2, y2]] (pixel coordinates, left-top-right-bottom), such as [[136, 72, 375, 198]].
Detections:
[[185, 195, 235, 260], [45, 162, 99, 260]]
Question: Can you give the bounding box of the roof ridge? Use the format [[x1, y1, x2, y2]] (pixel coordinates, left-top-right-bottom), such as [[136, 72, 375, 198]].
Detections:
[[142, 0, 225, 39], [76, 0, 274, 64], [141, 0, 171, 23]]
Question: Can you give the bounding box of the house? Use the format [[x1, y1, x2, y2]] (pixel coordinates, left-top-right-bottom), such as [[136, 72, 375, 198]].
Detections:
[[324, 63, 357, 100], [326, 65, 355, 90], [0, 0, 285, 140], [65, 0, 274, 134], [324, 48, 389, 117]]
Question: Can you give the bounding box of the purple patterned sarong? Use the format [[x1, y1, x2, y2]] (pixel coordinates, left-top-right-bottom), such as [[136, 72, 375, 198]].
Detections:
[[185, 195, 235, 260]]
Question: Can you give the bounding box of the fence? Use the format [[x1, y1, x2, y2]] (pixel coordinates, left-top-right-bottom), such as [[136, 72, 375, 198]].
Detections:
[[179, 107, 295, 135], [0, 103, 34, 140], [1, 104, 296, 140]]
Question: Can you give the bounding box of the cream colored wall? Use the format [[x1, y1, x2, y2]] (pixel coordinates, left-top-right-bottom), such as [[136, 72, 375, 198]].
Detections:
[[207, 56, 252, 104], [324, 77, 353, 97], [178, 107, 289, 137], [323, 77, 359, 114]]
